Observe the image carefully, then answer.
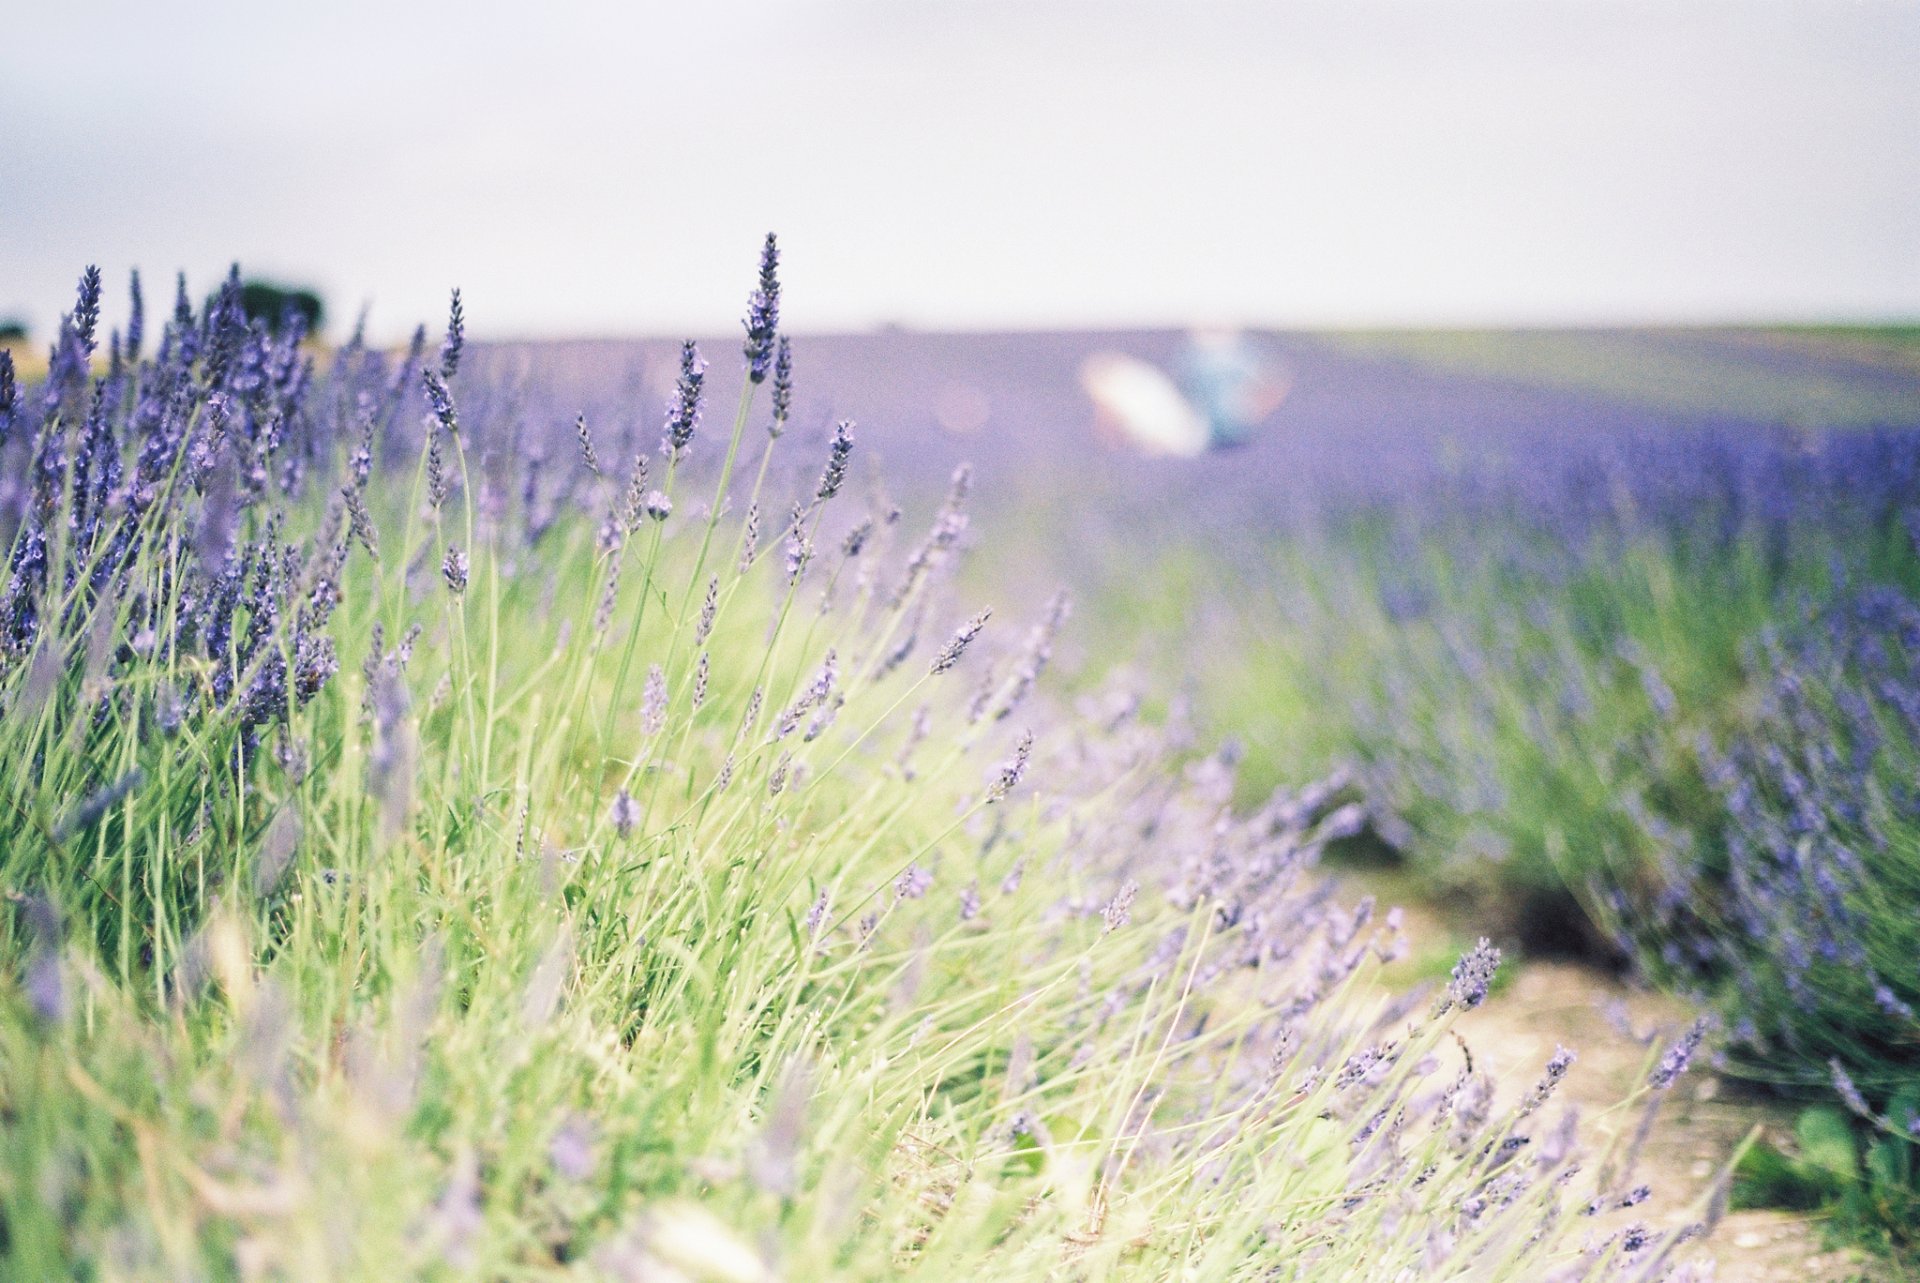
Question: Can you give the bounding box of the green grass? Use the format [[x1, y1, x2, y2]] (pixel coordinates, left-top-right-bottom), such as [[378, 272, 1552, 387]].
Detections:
[[0, 309, 1701, 1280]]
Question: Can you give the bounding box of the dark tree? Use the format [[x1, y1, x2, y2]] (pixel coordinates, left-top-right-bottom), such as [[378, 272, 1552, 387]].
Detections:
[[236, 281, 324, 336]]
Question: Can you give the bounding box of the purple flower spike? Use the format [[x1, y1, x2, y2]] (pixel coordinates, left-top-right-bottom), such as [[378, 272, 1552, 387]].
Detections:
[[743, 232, 780, 382]]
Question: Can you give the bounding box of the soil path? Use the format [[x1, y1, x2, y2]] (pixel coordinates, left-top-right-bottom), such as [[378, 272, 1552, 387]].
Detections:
[[1453, 958, 1883, 1281]]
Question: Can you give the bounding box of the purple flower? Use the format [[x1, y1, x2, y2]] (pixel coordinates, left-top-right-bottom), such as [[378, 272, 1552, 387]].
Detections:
[[770, 336, 793, 435], [1445, 938, 1501, 1011], [1649, 1018, 1708, 1089], [931, 609, 991, 675], [742, 233, 780, 382], [896, 864, 933, 900], [439, 288, 464, 379], [664, 340, 705, 454], [815, 420, 854, 502]]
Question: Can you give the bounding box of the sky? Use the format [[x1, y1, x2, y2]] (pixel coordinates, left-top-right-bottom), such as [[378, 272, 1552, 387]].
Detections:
[[3, 0, 1917, 342]]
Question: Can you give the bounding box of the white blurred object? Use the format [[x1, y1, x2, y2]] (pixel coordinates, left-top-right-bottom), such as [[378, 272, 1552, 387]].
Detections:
[[1079, 351, 1210, 457]]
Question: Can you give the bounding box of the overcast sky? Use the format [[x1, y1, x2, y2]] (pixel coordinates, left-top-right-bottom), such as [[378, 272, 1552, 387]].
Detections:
[[4, 0, 1917, 341]]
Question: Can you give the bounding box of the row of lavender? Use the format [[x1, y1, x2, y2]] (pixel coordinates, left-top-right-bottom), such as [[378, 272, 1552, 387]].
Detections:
[[1164, 411, 1920, 1243]]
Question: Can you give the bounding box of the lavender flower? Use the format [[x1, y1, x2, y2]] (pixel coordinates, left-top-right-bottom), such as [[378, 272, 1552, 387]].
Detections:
[[644, 490, 672, 522], [931, 609, 991, 675], [575, 414, 600, 475], [642, 665, 667, 736], [1444, 938, 1501, 1012], [440, 288, 464, 379], [695, 576, 718, 644], [770, 336, 793, 435], [610, 788, 641, 838], [815, 420, 854, 502], [740, 502, 760, 571], [987, 731, 1033, 803], [896, 864, 933, 900], [422, 368, 458, 435], [664, 340, 705, 455], [442, 544, 469, 595], [1830, 1059, 1872, 1118], [125, 268, 144, 361], [742, 233, 780, 383], [1648, 1017, 1709, 1089]]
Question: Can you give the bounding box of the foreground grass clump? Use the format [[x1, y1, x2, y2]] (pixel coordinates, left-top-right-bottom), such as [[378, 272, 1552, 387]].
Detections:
[[1133, 435, 1920, 1252], [0, 254, 1717, 1280]]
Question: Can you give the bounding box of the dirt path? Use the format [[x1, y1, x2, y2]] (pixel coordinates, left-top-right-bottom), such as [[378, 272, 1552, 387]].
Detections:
[[1454, 959, 1883, 1281]]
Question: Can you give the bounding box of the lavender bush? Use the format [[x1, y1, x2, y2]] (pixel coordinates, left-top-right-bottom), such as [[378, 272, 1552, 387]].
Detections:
[[0, 252, 1713, 1280], [1131, 425, 1920, 1247]]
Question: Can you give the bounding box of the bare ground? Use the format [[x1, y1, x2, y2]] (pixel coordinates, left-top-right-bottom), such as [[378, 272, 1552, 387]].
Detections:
[[1452, 957, 1886, 1281]]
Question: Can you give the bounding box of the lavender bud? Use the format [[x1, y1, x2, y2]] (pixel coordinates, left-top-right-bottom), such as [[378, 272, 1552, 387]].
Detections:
[[896, 864, 933, 900], [770, 336, 793, 435], [421, 368, 458, 435], [931, 609, 992, 675], [125, 268, 144, 361], [695, 576, 718, 644], [987, 731, 1033, 804], [742, 233, 780, 382], [1830, 1059, 1872, 1118], [441, 544, 469, 595], [1649, 1017, 1709, 1089], [427, 426, 451, 510], [740, 503, 760, 571], [1445, 938, 1502, 1012], [622, 454, 650, 531], [815, 420, 854, 502], [343, 487, 379, 559], [21, 895, 65, 1024], [439, 288, 465, 379], [54, 769, 145, 842], [806, 890, 831, 936], [642, 665, 667, 736], [73, 264, 103, 354], [1102, 880, 1139, 932], [609, 788, 641, 838], [959, 882, 981, 922], [783, 504, 812, 584], [575, 414, 600, 475], [664, 340, 705, 454], [692, 651, 709, 712]]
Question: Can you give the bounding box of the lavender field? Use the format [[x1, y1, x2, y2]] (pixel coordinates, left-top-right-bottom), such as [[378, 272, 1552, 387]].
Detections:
[[1, 246, 1916, 1283]]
